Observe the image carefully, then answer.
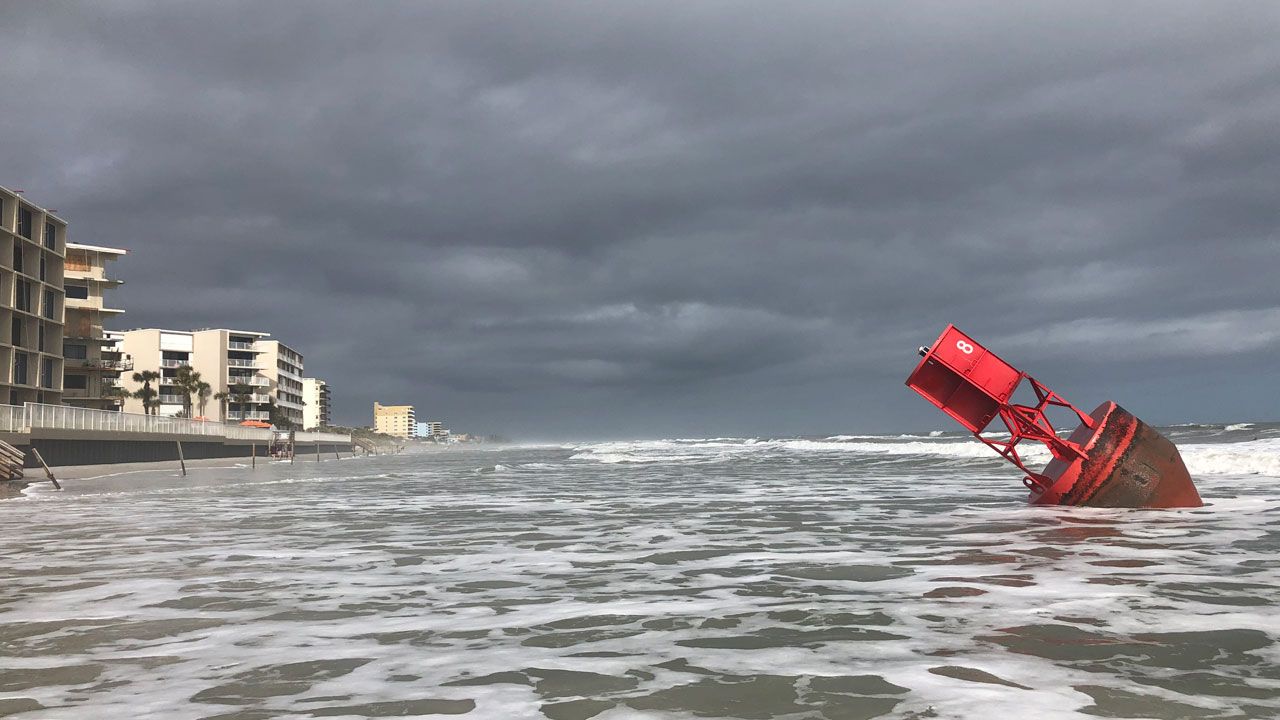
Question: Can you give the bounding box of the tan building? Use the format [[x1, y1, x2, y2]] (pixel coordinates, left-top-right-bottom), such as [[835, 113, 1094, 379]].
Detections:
[[120, 329, 302, 424], [62, 243, 130, 410], [190, 329, 274, 422], [374, 402, 416, 438], [119, 329, 197, 417], [260, 340, 304, 426], [302, 378, 330, 430], [0, 186, 66, 406]]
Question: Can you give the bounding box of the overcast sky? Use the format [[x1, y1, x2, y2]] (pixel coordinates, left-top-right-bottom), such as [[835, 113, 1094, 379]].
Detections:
[[2, 2, 1277, 438]]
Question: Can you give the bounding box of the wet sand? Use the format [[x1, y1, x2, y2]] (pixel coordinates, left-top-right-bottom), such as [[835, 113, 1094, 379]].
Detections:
[[0, 455, 297, 499]]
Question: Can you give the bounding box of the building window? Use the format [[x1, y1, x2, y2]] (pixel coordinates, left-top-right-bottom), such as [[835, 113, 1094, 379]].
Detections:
[[38, 324, 46, 353], [12, 246, 23, 274], [11, 318, 22, 347], [42, 289, 57, 319], [14, 353, 28, 385], [17, 207, 32, 239], [64, 343, 88, 360], [65, 283, 89, 300], [41, 358, 55, 389], [64, 374, 88, 390], [39, 256, 47, 282], [15, 281, 31, 312], [43, 222, 56, 249]]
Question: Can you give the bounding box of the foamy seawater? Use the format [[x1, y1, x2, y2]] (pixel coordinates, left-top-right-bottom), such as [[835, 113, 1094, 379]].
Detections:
[[2, 424, 1279, 719]]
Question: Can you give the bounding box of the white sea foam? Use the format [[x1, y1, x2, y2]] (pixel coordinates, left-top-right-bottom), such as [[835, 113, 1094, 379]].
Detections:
[[1180, 437, 1280, 476], [1, 431, 1276, 719], [569, 433, 1280, 478]]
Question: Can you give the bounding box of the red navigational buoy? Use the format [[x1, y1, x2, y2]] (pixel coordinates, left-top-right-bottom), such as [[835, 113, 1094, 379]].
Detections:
[[905, 325, 1202, 509]]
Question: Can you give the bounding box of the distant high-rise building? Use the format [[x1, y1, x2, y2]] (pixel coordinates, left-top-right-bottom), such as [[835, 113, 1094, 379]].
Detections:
[[302, 378, 331, 430], [0, 186, 67, 406], [374, 402, 416, 438], [62, 242, 129, 410]]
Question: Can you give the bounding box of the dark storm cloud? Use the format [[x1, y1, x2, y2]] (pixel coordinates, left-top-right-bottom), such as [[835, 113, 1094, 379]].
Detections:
[[2, 1, 1278, 437]]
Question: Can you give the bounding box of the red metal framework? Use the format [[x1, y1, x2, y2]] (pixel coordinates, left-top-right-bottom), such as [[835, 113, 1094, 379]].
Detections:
[[980, 375, 1094, 493], [906, 325, 1095, 494]]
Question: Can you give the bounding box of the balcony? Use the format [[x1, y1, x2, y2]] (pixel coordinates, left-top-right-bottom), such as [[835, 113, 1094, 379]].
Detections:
[[63, 321, 106, 340], [73, 357, 134, 372], [227, 358, 258, 368], [160, 358, 191, 368], [227, 376, 269, 387], [228, 341, 257, 351], [276, 364, 303, 379], [159, 394, 186, 405]]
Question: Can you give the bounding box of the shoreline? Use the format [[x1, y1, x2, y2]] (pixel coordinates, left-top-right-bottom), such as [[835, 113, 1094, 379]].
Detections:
[[0, 454, 344, 500]]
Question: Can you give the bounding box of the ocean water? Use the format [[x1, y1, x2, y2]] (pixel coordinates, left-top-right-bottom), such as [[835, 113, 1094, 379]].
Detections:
[[2, 424, 1279, 719]]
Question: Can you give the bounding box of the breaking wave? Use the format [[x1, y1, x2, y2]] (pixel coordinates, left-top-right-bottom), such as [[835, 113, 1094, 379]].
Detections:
[[569, 432, 1280, 477]]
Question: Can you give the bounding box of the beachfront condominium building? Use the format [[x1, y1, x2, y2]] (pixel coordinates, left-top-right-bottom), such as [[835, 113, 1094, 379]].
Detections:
[[420, 421, 445, 439], [63, 243, 130, 410], [260, 340, 304, 427], [120, 329, 303, 424], [374, 402, 416, 438], [0, 186, 66, 406], [190, 329, 274, 422], [302, 378, 330, 430], [119, 329, 198, 417]]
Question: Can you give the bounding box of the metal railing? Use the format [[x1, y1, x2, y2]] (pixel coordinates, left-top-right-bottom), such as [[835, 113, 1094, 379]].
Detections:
[[295, 430, 352, 443], [0, 405, 26, 433], [160, 359, 190, 368], [74, 357, 134, 371], [227, 358, 258, 367], [228, 341, 257, 350], [25, 403, 223, 436], [0, 403, 350, 444], [228, 376, 269, 386], [158, 394, 186, 405], [224, 425, 274, 441]]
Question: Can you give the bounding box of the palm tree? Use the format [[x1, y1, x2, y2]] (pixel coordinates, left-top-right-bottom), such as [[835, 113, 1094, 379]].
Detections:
[[195, 381, 212, 418], [173, 366, 203, 418], [131, 370, 161, 415], [132, 384, 158, 415], [103, 383, 130, 411], [267, 397, 295, 429], [213, 389, 230, 422], [229, 383, 254, 421]]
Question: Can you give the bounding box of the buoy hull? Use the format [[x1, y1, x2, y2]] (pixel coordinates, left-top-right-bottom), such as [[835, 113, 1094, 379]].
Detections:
[[1033, 401, 1202, 508]]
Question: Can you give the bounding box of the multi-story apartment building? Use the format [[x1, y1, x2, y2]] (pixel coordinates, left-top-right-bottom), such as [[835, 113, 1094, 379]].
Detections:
[[302, 378, 330, 430], [63, 243, 130, 410], [119, 329, 197, 417], [260, 340, 304, 427], [374, 402, 416, 438], [190, 329, 274, 422], [418, 421, 445, 439], [0, 186, 66, 406], [120, 329, 301, 424]]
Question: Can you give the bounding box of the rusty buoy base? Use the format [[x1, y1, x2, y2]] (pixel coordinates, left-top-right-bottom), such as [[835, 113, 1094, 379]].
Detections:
[[1032, 401, 1203, 508]]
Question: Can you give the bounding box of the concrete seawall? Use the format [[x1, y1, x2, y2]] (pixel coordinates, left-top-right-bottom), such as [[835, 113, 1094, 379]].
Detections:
[[2, 430, 354, 468]]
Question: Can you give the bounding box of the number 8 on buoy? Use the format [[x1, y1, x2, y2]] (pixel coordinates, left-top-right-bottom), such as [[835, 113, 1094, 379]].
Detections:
[[956, 340, 974, 354]]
